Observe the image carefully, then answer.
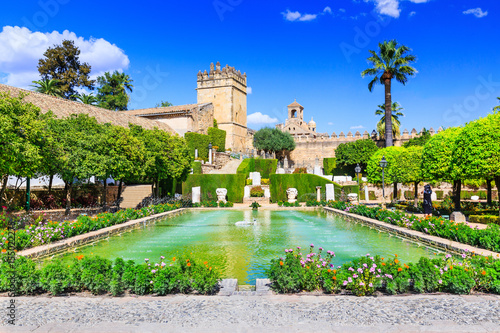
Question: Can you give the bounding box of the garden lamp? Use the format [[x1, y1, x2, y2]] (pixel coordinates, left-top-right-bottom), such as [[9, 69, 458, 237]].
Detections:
[[355, 164, 361, 185]]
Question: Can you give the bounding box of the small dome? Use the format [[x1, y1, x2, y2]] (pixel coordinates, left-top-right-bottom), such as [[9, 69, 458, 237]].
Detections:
[[308, 117, 316, 126]]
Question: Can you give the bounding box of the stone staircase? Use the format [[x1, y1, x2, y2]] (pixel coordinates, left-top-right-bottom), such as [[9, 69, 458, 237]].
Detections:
[[120, 185, 152, 209], [209, 158, 243, 174]]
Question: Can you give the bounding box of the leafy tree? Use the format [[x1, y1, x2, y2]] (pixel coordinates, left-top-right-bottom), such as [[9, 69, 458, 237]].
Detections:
[[0, 93, 48, 207], [97, 71, 134, 111], [75, 93, 99, 106], [37, 40, 94, 99], [335, 139, 379, 175], [453, 111, 500, 215], [366, 146, 405, 201], [93, 125, 145, 207], [393, 146, 423, 205], [155, 100, 173, 107], [47, 114, 104, 214], [253, 128, 295, 159], [421, 127, 463, 211], [375, 102, 404, 139], [361, 40, 417, 147], [494, 97, 500, 112], [30, 79, 63, 97], [213, 118, 218, 128], [403, 128, 431, 148], [130, 125, 192, 197]]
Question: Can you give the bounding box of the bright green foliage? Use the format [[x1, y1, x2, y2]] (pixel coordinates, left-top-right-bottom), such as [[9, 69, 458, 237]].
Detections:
[[403, 128, 431, 148], [361, 40, 417, 147], [96, 71, 134, 111], [392, 146, 423, 184], [208, 127, 226, 152], [192, 161, 202, 174], [269, 174, 358, 203], [375, 102, 404, 139], [366, 146, 405, 184], [75, 93, 98, 105], [453, 112, 500, 182], [323, 158, 336, 175], [237, 158, 278, 178], [0, 92, 48, 180], [30, 79, 63, 97], [421, 127, 462, 181], [335, 139, 379, 174], [185, 132, 210, 160], [37, 40, 94, 99], [253, 127, 295, 158], [182, 174, 246, 202]]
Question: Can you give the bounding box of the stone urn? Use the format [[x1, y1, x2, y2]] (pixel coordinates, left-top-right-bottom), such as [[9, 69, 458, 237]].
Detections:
[[216, 188, 227, 203], [286, 188, 298, 203], [347, 193, 358, 204]]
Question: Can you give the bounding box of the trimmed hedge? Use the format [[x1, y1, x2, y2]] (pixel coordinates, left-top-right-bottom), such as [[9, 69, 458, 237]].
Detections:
[[207, 127, 226, 152], [469, 215, 500, 224], [185, 132, 210, 160], [182, 174, 246, 203], [237, 158, 278, 178], [322, 157, 352, 176], [192, 161, 202, 174], [269, 174, 359, 203]]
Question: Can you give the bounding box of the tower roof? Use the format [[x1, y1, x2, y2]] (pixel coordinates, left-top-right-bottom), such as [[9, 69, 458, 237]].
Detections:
[[308, 117, 316, 126], [288, 100, 303, 108]]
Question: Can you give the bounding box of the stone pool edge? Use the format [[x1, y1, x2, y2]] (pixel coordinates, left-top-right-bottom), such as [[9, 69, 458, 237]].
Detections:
[[18, 208, 188, 259], [323, 207, 500, 258]]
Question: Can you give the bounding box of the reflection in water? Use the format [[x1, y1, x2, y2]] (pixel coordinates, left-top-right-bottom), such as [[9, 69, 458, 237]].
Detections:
[[49, 209, 444, 285]]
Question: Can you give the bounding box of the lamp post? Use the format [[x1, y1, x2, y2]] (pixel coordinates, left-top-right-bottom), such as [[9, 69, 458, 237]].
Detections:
[[355, 163, 361, 185], [379, 156, 388, 207], [208, 142, 213, 164]]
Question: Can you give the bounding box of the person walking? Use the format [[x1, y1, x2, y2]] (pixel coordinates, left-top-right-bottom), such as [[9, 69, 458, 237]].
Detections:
[[423, 184, 433, 218]]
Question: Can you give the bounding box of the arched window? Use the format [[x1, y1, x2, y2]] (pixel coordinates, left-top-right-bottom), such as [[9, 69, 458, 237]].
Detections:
[[291, 109, 297, 118]]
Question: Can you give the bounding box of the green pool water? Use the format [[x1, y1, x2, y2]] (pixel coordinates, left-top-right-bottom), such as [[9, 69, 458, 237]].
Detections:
[[48, 209, 443, 284]]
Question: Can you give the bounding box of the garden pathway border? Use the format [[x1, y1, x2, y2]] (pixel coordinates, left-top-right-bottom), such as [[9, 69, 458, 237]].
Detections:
[[324, 207, 500, 257]]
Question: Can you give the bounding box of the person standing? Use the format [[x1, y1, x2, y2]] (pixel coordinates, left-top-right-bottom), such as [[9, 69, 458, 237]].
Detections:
[[423, 184, 433, 217]]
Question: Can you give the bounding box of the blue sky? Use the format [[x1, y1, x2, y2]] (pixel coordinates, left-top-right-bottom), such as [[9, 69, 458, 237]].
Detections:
[[0, 0, 499, 135]]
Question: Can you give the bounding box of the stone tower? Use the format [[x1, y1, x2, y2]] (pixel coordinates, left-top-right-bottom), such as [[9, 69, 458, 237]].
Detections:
[[196, 62, 248, 152]]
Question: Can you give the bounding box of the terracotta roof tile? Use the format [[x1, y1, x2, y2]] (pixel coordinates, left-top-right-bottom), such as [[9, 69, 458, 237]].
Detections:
[[0, 84, 176, 134]]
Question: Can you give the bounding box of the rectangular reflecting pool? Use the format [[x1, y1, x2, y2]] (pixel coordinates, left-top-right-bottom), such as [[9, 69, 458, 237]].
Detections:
[[47, 209, 443, 284]]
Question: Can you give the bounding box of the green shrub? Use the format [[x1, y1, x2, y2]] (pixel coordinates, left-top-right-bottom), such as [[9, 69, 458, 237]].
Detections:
[[323, 158, 336, 175], [192, 161, 202, 174], [293, 167, 307, 174], [207, 127, 226, 152], [185, 132, 210, 160], [261, 178, 270, 185], [369, 191, 377, 201], [435, 190, 444, 200], [182, 174, 246, 203], [469, 215, 500, 225], [269, 174, 358, 203], [245, 179, 252, 185], [404, 191, 415, 200], [237, 158, 277, 178], [250, 186, 264, 197]]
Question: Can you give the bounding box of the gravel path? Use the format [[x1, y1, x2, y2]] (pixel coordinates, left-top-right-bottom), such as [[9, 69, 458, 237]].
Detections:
[[2, 294, 500, 332]]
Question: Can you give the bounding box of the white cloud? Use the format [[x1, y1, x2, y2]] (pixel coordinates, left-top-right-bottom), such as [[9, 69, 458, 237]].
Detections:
[[350, 125, 365, 129], [366, 0, 430, 18], [328, 122, 334, 125], [409, 0, 429, 3], [0, 26, 130, 88], [409, 11, 416, 17], [299, 14, 318, 21], [282, 10, 302, 21], [339, 8, 346, 13], [247, 86, 252, 94], [282, 7, 333, 22], [323, 7, 332, 14], [247, 112, 279, 124], [463, 8, 488, 18]]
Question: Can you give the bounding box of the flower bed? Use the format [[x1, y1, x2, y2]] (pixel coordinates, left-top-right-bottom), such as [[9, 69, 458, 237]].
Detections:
[[267, 245, 500, 295], [328, 201, 500, 253], [0, 254, 220, 296], [0, 202, 185, 251]]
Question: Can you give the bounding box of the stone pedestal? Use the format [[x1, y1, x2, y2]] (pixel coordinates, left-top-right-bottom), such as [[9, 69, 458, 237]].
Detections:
[[192, 186, 201, 204], [313, 166, 322, 175], [316, 186, 322, 201], [208, 148, 213, 164], [364, 185, 369, 202], [450, 211, 466, 222], [195, 149, 198, 159], [276, 168, 285, 174], [326, 184, 335, 201], [347, 193, 358, 203], [284, 157, 289, 169], [250, 172, 261, 186], [431, 192, 437, 201], [286, 188, 298, 203], [244, 186, 251, 198], [264, 187, 270, 198], [216, 188, 227, 203]]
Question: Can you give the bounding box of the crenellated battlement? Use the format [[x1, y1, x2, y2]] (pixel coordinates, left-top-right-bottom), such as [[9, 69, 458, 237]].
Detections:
[[197, 61, 247, 87]]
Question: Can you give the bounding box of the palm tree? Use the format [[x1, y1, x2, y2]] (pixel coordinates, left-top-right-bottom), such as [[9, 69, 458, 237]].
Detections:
[[30, 79, 63, 97], [74, 93, 99, 105], [375, 102, 404, 139], [361, 40, 417, 147]]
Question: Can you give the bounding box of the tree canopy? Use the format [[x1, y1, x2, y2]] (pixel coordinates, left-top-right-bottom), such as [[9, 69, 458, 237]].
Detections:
[[253, 127, 295, 158], [361, 40, 417, 147], [334, 139, 379, 174], [366, 146, 404, 185], [97, 71, 134, 111], [30, 79, 63, 98], [375, 102, 404, 139], [37, 40, 94, 100], [403, 128, 431, 148], [156, 100, 173, 107]]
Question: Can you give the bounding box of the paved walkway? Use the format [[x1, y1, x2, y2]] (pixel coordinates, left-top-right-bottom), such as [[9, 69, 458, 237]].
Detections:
[[209, 158, 242, 174], [3, 294, 500, 332]]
